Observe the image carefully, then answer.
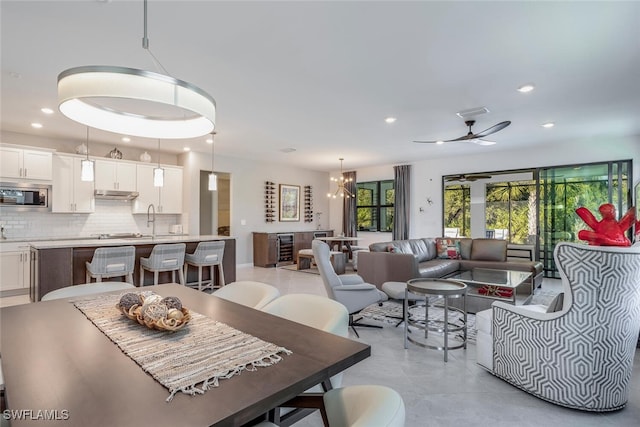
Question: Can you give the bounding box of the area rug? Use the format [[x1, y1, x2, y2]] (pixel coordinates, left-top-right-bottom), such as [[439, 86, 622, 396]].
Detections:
[[360, 301, 476, 342], [278, 263, 356, 275]]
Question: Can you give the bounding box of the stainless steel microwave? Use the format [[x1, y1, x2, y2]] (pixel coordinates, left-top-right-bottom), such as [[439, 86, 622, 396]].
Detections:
[[0, 183, 50, 211]]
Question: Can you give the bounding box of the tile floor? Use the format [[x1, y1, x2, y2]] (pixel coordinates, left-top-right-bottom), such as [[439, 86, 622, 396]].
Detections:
[[2, 265, 639, 426]]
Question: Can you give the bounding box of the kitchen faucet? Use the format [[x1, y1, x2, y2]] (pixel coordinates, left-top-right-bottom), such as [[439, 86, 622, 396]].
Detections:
[[147, 204, 156, 237]]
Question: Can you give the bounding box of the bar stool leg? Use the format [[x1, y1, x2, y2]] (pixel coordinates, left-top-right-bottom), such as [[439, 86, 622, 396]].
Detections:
[[178, 266, 185, 286], [404, 289, 409, 349], [86, 271, 91, 283], [154, 271, 159, 286], [218, 264, 225, 287], [198, 265, 203, 291], [139, 266, 145, 286]]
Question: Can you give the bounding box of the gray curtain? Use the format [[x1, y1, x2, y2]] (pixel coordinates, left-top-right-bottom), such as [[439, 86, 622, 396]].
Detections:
[[393, 165, 411, 240], [343, 171, 357, 237]]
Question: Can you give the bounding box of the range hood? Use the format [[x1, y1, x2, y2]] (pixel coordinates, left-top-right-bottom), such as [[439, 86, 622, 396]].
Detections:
[[94, 190, 139, 200]]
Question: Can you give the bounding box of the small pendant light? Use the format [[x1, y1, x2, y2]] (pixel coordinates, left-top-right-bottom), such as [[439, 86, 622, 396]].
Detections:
[[208, 132, 217, 191], [80, 127, 94, 182], [153, 139, 164, 187]]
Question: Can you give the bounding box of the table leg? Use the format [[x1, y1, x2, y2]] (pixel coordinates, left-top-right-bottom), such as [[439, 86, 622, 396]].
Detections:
[[404, 289, 408, 349], [443, 297, 449, 362]]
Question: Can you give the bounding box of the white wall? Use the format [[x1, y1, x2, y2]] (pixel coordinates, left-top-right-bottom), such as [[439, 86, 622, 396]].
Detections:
[[180, 151, 332, 265]]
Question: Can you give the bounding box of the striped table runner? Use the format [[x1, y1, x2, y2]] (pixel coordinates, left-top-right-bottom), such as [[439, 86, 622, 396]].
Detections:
[[74, 293, 291, 401]]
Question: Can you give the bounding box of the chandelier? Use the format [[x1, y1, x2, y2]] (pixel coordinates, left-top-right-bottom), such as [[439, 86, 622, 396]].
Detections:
[[57, 0, 215, 139], [327, 158, 353, 199]]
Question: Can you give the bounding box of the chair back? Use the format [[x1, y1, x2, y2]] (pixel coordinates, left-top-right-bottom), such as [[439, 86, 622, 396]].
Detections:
[[88, 246, 135, 275], [493, 242, 640, 411], [147, 243, 186, 269], [324, 385, 406, 427], [312, 240, 341, 299], [189, 241, 225, 265], [213, 281, 280, 309], [41, 282, 135, 301], [262, 294, 349, 338]]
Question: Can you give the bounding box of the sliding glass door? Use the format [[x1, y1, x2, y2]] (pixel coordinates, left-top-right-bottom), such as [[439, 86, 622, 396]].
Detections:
[[539, 160, 631, 278]]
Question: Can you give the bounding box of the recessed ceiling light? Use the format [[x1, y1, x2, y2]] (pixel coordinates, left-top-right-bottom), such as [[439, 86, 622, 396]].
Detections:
[[31, 122, 43, 128], [541, 122, 555, 128], [280, 147, 296, 153], [41, 107, 54, 114], [385, 117, 397, 124], [183, 147, 191, 152], [121, 136, 131, 142], [436, 140, 445, 145], [517, 84, 535, 93]]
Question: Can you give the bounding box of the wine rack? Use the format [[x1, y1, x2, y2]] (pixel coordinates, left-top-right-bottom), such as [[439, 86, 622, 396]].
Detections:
[[265, 181, 276, 223], [304, 185, 313, 223]]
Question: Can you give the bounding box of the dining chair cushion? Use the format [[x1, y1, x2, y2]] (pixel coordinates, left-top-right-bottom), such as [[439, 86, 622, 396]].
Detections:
[[41, 282, 135, 301], [213, 281, 280, 309]]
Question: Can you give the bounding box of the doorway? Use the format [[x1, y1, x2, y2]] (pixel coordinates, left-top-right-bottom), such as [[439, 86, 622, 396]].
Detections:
[[199, 171, 231, 236]]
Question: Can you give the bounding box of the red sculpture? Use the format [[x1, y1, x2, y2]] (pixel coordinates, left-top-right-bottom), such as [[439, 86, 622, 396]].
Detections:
[[576, 203, 635, 247]]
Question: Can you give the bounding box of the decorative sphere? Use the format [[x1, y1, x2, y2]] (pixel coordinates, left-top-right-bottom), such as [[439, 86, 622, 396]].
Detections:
[[142, 303, 168, 322], [161, 296, 182, 311], [119, 293, 142, 311]]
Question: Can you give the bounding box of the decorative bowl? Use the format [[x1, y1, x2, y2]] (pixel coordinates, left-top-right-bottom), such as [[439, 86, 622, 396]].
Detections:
[[116, 300, 191, 332]]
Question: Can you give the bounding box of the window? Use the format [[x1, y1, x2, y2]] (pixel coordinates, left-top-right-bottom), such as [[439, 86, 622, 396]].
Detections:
[[443, 184, 470, 237], [485, 180, 536, 244], [357, 180, 394, 232]]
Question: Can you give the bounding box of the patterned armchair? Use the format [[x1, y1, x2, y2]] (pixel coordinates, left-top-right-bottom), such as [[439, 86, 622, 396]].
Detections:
[[476, 242, 640, 411]]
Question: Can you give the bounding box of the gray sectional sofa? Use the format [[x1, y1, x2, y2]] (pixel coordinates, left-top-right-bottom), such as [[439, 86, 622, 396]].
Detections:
[[357, 237, 543, 290]]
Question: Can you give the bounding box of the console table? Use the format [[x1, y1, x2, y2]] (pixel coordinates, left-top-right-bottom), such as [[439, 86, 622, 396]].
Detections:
[[252, 230, 333, 267]]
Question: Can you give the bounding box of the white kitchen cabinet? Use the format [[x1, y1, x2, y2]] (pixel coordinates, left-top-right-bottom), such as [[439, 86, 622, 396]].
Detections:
[[0, 146, 53, 181], [0, 243, 31, 292], [133, 164, 182, 214], [52, 154, 94, 213], [95, 159, 137, 192]]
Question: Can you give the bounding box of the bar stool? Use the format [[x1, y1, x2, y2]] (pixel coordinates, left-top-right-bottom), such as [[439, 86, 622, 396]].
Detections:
[[184, 241, 225, 291], [139, 243, 186, 286], [85, 246, 136, 283]]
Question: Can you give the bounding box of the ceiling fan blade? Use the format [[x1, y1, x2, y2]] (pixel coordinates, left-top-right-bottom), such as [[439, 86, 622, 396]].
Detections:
[[471, 139, 496, 146], [473, 121, 511, 138], [413, 140, 440, 144]]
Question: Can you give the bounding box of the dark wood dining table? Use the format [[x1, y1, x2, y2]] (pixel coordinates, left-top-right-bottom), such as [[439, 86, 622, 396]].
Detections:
[[0, 283, 370, 426], [315, 236, 361, 258]]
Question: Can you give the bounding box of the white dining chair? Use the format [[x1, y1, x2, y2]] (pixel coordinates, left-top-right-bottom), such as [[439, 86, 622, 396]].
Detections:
[[212, 281, 280, 309], [41, 282, 135, 301], [254, 384, 405, 427]]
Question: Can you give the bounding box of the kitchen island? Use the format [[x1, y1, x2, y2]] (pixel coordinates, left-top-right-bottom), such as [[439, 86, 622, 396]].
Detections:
[[29, 235, 235, 301]]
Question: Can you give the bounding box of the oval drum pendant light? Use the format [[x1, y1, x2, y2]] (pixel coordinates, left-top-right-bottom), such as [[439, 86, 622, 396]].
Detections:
[[57, 0, 215, 139]]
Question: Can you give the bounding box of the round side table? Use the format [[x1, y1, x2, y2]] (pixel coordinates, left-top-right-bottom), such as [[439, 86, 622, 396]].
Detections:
[[403, 278, 467, 362]]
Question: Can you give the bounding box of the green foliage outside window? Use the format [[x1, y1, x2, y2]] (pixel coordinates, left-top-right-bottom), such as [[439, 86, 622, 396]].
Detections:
[[357, 180, 394, 232]]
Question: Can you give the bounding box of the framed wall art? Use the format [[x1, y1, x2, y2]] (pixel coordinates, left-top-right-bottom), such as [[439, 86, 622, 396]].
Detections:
[[279, 184, 300, 222]]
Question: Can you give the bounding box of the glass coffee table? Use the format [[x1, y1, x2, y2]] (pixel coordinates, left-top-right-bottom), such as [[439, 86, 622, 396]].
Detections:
[[446, 268, 533, 313]]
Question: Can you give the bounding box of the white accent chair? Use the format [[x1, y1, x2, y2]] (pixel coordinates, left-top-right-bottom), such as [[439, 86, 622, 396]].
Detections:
[[212, 281, 280, 309], [139, 243, 186, 286], [41, 281, 135, 301], [254, 384, 405, 427], [261, 294, 349, 426], [85, 245, 136, 283], [475, 242, 640, 411], [312, 240, 388, 337], [184, 241, 225, 291]]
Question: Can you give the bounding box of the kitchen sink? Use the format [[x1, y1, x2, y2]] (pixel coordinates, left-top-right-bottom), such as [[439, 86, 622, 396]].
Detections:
[[97, 233, 153, 240]]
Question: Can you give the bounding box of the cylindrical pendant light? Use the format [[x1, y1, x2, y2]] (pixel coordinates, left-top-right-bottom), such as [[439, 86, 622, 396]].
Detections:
[[208, 132, 217, 191], [80, 127, 95, 182], [153, 139, 164, 187]]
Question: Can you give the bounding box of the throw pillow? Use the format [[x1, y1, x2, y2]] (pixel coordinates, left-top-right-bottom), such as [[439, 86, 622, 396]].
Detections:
[[387, 244, 399, 253], [435, 238, 461, 259]]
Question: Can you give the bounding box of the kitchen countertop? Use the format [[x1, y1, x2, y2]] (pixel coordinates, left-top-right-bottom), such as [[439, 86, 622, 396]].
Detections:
[[15, 235, 233, 249]]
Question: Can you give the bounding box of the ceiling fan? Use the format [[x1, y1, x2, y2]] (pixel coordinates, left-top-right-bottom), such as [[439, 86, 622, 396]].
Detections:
[[414, 120, 511, 146], [445, 173, 493, 182]]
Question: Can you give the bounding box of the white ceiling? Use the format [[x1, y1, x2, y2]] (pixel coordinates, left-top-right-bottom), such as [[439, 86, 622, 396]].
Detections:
[[2, 1, 639, 171]]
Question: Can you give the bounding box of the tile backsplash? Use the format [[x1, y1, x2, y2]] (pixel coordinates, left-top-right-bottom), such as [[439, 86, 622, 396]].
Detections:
[[0, 200, 181, 240]]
